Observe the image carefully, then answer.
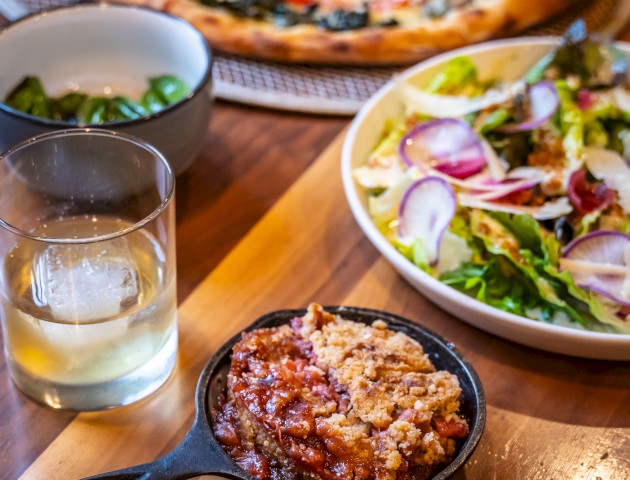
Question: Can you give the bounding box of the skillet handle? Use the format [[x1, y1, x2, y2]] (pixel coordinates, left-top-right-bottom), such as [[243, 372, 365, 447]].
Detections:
[[81, 420, 247, 480]]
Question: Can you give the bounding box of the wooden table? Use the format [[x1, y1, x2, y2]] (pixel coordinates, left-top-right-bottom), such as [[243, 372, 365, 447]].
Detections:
[[2, 31, 630, 480]]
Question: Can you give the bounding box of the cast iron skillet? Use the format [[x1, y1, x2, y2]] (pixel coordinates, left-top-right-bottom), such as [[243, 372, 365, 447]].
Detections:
[[83, 306, 486, 480]]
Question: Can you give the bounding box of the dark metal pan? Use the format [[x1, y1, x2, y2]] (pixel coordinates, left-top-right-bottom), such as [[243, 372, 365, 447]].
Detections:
[[83, 306, 486, 480]]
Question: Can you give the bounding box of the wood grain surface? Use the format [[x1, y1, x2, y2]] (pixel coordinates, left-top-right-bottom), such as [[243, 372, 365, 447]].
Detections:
[[2, 18, 630, 480], [7, 120, 630, 480], [0, 102, 347, 480]]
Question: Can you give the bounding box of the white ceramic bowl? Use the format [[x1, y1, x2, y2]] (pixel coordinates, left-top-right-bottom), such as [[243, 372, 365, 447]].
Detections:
[[0, 3, 213, 174], [342, 37, 630, 360]]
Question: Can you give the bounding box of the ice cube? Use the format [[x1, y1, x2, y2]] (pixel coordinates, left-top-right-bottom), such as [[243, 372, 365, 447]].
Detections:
[[37, 238, 139, 323], [24, 308, 129, 354]]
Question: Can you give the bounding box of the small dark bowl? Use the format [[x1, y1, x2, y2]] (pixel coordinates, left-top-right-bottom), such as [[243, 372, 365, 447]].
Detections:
[[83, 306, 486, 480], [0, 3, 213, 175]]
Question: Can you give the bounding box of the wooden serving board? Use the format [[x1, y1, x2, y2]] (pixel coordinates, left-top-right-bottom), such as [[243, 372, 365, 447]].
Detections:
[[19, 132, 630, 479]]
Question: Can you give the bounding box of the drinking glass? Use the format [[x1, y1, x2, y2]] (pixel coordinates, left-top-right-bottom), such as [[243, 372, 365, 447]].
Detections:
[[0, 129, 177, 410]]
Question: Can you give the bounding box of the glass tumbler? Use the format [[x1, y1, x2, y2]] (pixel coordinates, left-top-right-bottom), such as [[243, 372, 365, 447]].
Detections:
[[0, 129, 177, 410]]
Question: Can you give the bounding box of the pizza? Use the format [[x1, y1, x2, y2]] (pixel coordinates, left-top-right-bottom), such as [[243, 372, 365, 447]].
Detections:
[[123, 0, 575, 65]]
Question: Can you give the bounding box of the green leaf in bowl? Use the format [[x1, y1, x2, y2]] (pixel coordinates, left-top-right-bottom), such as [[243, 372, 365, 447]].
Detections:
[[148, 75, 189, 104]]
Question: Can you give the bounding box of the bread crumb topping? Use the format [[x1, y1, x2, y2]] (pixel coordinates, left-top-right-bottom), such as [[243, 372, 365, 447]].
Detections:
[[212, 304, 468, 480]]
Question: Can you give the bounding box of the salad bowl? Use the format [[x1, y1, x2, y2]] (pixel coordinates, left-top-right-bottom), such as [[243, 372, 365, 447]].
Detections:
[[0, 3, 213, 174], [342, 36, 630, 360]]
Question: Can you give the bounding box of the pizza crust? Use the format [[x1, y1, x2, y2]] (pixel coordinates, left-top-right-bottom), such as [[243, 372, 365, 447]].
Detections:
[[123, 0, 575, 65]]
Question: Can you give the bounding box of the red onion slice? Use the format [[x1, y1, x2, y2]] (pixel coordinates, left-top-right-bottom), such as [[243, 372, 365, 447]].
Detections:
[[577, 89, 595, 110], [458, 195, 572, 220], [427, 169, 499, 191], [467, 177, 542, 201], [466, 166, 545, 200], [567, 168, 614, 214], [584, 146, 630, 214], [561, 230, 630, 306], [498, 81, 559, 133], [398, 177, 456, 266], [413, 159, 544, 194], [399, 119, 486, 179]]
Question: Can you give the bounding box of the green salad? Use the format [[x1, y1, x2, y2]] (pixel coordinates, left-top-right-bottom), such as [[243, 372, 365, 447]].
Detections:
[[4, 75, 189, 124], [355, 20, 630, 334]]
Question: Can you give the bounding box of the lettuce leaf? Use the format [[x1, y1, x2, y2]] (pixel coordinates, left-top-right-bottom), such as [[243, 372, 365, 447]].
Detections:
[[426, 56, 480, 96], [493, 216, 630, 332], [470, 210, 585, 324], [489, 212, 629, 331], [370, 118, 408, 159], [440, 258, 563, 321], [395, 237, 431, 274], [489, 212, 543, 255], [554, 79, 584, 159], [477, 108, 511, 134]]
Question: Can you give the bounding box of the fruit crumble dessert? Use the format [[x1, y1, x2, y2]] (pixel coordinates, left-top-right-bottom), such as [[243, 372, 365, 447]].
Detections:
[[211, 304, 468, 479]]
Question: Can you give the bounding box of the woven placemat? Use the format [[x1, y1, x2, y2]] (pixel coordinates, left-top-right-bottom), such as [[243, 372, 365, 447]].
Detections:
[[214, 0, 630, 115], [3, 0, 630, 115]]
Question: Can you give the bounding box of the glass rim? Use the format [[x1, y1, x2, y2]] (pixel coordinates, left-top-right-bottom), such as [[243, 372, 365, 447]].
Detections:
[[0, 128, 175, 244]]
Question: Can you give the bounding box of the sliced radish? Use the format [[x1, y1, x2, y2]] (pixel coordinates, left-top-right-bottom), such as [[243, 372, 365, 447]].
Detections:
[[561, 230, 630, 306], [558, 258, 626, 276], [399, 119, 486, 179], [398, 122, 548, 193], [498, 81, 559, 133], [398, 177, 456, 265], [397, 80, 523, 118], [437, 153, 486, 178]]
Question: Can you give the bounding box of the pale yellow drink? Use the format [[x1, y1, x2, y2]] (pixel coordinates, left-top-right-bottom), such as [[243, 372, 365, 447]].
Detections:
[[1, 216, 177, 406]]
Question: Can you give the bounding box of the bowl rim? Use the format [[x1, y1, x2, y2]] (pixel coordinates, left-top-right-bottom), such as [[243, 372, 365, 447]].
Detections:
[[0, 1, 213, 128], [341, 36, 630, 351], [0, 127, 175, 244]]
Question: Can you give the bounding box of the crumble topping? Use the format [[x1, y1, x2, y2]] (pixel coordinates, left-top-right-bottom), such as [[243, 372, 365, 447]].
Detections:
[[212, 304, 468, 480]]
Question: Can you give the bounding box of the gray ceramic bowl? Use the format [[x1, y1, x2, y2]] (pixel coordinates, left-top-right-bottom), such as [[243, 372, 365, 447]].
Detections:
[[0, 3, 213, 175]]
